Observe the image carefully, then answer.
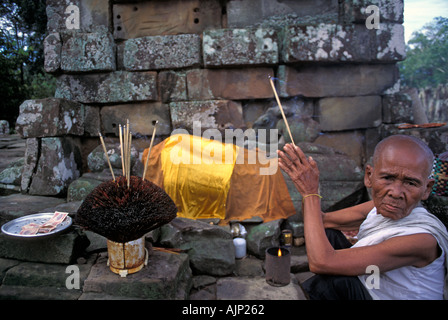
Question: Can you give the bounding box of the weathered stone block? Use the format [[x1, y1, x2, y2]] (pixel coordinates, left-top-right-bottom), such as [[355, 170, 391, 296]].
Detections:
[[46, 0, 111, 33], [20, 138, 39, 193], [180, 239, 235, 276], [216, 276, 307, 300], [113, 0, 222, 39], [382, 93, 413, 124], [0, 228, 89, 264], [83, 106, 101, 137], [318, 96, 382, 131], [203, 27, 278, 67], [122, 34, 201, 71], [158, 71, 187, 102], [246, 219, 282, 259], [159, 217, 232, 247], [187, 68, 274, 100], [170, 100, 244, 131], [0, 158, 23, 187], [16, 98, 84, 138], [44, 32, 61, 73], [277, 116, 321, 144], [0, 194, 66, 227], [60, 30, 116, 72], [86, 143, 139, 174], [341, 0, 404, 24], [159, 217, 234, 276], [82, 250, 192, 299], [315, 131, 365, 167], [67, 177, 102, 202], [283, 23, 405, 63], [278, 64, 398, 98], [101, 102, 171, 136], [227, 0, 339, 28], [55, 71, 158, 103], [29, 137, 82, 196], [288, 142, 364, 181]]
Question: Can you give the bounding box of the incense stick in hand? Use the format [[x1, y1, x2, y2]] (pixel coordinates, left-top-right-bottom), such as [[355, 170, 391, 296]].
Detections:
[[268, 76, 295, 145]]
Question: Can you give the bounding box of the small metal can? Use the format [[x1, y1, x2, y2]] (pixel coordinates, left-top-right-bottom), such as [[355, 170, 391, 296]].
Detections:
[[107, 236, 147, 277]]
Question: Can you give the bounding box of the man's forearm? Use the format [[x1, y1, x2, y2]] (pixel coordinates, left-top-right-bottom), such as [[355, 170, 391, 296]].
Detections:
[[303, 196, 335, 273], [322, 200, 374, 231]]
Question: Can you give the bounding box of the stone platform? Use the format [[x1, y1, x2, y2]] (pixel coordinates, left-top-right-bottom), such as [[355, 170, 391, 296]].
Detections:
[[0, 192, 310, 300], [0, 132, 311, 300]]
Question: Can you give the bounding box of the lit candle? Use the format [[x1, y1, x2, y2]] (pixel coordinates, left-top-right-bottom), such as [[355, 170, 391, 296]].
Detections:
[[281, 229, 292, 248], [233, 237, 246, 259], [265, 246, 291, 286]]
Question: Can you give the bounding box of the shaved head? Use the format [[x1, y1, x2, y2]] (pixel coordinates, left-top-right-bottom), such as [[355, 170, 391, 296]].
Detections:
[[372, 135, 434, 177], [366, 135, 435, 219]]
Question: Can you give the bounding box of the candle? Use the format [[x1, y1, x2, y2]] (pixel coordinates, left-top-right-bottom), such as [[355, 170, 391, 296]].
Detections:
[[265, 246, 291, 286], [281, 229, 292, 248], [233, 237, 246, 259]]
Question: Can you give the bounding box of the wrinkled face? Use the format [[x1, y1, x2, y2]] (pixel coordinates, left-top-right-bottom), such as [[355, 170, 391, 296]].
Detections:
[[365, 144, 434, 220]]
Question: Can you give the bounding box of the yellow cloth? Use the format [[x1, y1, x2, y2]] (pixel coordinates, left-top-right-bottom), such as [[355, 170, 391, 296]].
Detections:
[[160, 134, 238, 220]]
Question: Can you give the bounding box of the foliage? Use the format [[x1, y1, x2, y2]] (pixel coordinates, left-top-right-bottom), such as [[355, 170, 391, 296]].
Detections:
[[0, 0, 54, 127], [399, 17, 448, 88]]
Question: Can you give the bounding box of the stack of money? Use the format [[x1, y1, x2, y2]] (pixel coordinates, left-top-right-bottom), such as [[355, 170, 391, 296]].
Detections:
[[19, 211, 68, 235]]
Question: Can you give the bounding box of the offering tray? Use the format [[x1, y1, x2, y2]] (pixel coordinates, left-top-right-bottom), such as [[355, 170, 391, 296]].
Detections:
[[1, 212, 72, 239]]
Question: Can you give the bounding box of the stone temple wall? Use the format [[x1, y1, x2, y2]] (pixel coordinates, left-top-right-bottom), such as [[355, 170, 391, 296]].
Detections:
[[13, 0, 447, 214]]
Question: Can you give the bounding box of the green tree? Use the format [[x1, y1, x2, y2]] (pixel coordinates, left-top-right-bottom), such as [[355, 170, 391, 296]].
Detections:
[[399, 17, 448, 88], [0, 0, 53, 128]]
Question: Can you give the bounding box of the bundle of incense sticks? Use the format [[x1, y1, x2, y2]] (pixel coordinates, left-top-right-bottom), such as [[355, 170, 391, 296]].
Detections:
[[119, 120, 132, 188]]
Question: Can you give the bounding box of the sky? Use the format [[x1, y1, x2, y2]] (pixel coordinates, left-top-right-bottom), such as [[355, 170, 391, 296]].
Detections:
[[403, 0, 448, 42]]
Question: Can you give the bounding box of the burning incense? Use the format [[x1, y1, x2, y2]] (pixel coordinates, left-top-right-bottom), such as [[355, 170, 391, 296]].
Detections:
[[142, 120, 158, 180], [127, 128, 132, 188], [98, 131, 116, 182], [119, 121, 133, 188], [75, 175, 177, 243], [268, 76, 295, 145], [119, 124, 125, 177]]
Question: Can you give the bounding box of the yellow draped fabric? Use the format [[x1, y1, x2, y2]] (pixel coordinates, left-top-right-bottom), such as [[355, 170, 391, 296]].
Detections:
[[142, 134, 296, 223], [159, 134, 238, 220]]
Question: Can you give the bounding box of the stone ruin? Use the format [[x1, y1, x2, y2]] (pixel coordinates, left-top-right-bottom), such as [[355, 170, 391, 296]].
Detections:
[[1, 0, 448, 300], [3, 0, 448, 217], [2, 0, 448, 228]]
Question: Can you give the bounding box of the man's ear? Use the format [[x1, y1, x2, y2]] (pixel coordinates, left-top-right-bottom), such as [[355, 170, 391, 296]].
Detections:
[[364, 164, 373, 188], [421, 178, 435, 201]]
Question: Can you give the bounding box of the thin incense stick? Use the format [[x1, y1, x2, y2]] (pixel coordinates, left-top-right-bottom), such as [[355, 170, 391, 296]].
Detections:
[[127, 128, 132, 189], [98, 132, 116, 182], [119, 124, 125, 177], [143, 121, 158, 180], [268, 76, 295, 145]]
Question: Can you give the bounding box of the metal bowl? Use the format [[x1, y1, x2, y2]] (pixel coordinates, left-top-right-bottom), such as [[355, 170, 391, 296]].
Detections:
[[1, 213, 72, 239]]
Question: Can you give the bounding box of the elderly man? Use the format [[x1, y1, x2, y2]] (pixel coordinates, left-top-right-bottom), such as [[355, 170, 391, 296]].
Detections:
[[278, 135, 448, 300]]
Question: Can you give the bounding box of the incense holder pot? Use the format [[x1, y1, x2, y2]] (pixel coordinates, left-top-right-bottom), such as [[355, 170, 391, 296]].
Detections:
[[107, 236, 148, 277]]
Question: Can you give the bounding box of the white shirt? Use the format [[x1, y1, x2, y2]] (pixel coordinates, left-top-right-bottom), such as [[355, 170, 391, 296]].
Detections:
[[353, 207, 447, 300]]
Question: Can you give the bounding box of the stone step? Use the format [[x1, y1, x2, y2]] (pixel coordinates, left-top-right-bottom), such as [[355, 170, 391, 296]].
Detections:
[[216, 275, 307, 300], [0, 193, 66, 226], [0, 255, 96, 300], [0, 285, 82, 300], [0, 228, 89, 264], [82, 250, 192, 299]]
